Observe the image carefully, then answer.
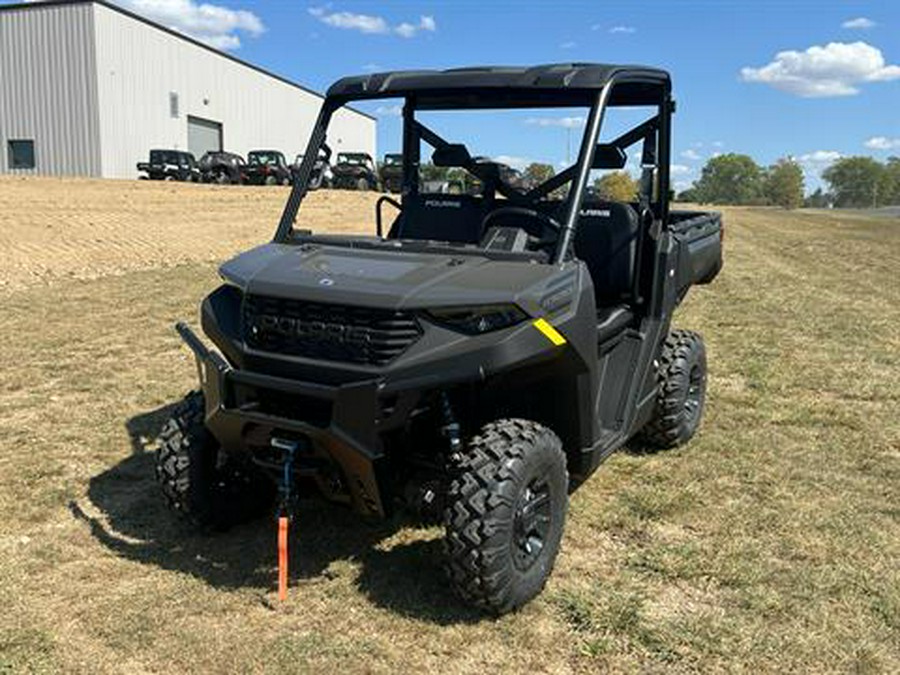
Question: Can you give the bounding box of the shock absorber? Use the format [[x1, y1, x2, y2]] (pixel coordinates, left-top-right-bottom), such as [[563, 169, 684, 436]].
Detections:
[[439, 391, 463, 464]]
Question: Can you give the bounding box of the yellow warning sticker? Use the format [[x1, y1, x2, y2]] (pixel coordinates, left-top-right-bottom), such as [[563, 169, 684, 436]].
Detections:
[[533, 318, 567, 346]]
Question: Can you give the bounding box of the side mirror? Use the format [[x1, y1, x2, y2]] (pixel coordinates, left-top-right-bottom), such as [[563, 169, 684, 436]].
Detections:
[[592, 145, 627, 170]]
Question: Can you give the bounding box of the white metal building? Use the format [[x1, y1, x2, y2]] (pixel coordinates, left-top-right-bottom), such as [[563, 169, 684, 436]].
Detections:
[[0, 0, 376, 178]]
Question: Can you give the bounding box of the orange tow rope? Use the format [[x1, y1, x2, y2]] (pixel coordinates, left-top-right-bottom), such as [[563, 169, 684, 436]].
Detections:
[[277, 515, 289, 601]]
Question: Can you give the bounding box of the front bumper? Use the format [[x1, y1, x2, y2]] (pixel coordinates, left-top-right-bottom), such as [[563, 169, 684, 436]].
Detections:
[[177, 322, 392, 516]]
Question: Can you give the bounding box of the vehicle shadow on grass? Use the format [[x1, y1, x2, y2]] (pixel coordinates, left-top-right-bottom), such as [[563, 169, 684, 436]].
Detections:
[[69, 403, 482, 625]]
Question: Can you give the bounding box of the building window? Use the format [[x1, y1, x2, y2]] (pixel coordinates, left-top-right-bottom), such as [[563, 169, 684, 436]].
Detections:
[[170, 92, 179, 118], [8, 140, 35, 169]]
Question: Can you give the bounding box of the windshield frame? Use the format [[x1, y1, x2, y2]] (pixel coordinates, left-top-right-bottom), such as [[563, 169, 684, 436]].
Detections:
[[276, 74, 672, 263], [336, 152, 370, 165], [249, 151, 284, 166]]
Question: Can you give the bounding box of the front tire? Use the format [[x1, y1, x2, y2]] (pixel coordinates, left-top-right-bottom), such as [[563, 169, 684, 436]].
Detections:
[[639, 329, 707, 449], [356, 177, 369, 191], [444, 419, 568, 614], [155, 391, 274, 530]]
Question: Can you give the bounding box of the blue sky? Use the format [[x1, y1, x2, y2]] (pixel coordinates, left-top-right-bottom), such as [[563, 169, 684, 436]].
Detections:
[[17, 0, 900, 191]]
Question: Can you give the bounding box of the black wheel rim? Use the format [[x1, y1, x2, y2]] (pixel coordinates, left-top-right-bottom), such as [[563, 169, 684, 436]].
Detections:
[[684, 364, 704, 424], [513, 477, 552, 571]]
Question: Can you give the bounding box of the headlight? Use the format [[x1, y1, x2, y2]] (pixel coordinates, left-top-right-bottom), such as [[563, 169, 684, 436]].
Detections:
[[426, 304, 528, 335]]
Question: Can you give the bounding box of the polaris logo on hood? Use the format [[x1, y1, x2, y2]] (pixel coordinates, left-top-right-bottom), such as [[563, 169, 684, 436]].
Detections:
[[424, 200, 461, 208]]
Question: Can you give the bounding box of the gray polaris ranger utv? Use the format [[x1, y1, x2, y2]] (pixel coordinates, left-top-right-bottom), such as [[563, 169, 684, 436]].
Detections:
[[156, 63, 723, 614]]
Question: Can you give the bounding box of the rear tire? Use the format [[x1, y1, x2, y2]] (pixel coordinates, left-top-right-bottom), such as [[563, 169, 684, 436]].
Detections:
[[444, 418, 568, 614], [155, 391, 274, 530], [639, 329, 707, 449]]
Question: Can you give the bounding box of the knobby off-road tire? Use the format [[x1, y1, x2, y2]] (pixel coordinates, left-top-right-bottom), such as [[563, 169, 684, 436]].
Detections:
[[640, 329, 707, 449], [356, 177, 370, 191], [155, 391, 274, 530], [444, 419, 568, 614]]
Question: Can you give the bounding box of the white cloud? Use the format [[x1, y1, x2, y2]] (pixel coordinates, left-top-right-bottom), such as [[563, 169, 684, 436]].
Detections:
[[712, 141, 725, 148], [362, 63, 382, 72], [395, 17, 437, 38], [560, 41, 577, 49], [843, 17, 876, 30], [797, 150, 843, 185], [492, 155, 531, 171], [864, 136, 900, 150], [741, 41, 900, 97], [200, 33, 239, 50], [681, 149, 702, 161], [670, 164, 691, 175], [799, 150, 842, 163], [309, 7, 436, 38], [591, 23, 636, 33], [374, 105, 402, 116], [115, 0, 264, 50], [309, 7, 387, 33], [525, 116, 585, 128]]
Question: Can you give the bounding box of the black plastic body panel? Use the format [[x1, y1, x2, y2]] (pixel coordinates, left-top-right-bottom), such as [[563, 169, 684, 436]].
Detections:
[[180, 192, 724, 515]]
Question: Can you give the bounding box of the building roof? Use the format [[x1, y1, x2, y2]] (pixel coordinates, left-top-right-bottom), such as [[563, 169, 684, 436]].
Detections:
[[326, 63, 671, 108], [0, 0, 375, 121]]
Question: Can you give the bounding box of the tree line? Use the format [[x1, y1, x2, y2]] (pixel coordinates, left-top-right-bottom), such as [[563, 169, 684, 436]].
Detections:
[[676, 154, 900, 209], [415, 154, 900, 210], [414, 161, 642, 202]]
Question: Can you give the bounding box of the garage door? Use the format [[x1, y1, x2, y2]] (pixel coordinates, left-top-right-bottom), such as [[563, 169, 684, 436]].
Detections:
[[187, 116, 222, 158]]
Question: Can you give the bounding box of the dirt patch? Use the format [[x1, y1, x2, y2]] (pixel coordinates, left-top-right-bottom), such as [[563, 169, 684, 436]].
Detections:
[[0, 176, 381, 291]]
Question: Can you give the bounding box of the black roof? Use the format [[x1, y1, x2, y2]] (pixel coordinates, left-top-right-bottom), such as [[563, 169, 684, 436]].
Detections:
[[327, 63, 671, 108]]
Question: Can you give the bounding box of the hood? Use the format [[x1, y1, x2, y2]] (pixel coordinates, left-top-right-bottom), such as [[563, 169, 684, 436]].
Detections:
[[219, 242, 556, 310]]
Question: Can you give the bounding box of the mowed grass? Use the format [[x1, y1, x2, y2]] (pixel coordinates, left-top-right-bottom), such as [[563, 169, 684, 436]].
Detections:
[[0, 192, 898, 672]]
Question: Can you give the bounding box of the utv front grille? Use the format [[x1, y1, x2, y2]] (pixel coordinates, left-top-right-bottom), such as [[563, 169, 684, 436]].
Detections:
[[242, 295, 421, 366]]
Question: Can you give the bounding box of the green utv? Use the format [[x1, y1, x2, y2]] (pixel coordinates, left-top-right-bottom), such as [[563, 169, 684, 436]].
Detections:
[[157, 63, 723, 614], [379, 153, 404, 193]]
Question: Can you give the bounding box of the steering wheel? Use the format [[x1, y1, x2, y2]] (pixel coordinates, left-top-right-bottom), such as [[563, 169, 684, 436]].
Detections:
[[481, 206, 562, 251]]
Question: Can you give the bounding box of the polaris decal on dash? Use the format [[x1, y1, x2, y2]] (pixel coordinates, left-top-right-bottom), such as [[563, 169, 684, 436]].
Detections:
[[424, 200, 462, 208], [580, 208, 611, 217]]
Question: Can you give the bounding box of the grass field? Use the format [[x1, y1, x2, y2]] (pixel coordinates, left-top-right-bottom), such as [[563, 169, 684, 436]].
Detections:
[[1, 177, 898, 673]]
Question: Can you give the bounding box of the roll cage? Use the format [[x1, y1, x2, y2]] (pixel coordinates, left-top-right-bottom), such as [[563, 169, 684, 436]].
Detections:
[[276, 63, 674, 265]]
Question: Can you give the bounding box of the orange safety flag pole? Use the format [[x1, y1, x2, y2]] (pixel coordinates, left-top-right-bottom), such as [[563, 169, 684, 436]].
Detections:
[[277, 515, 289, 601]]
